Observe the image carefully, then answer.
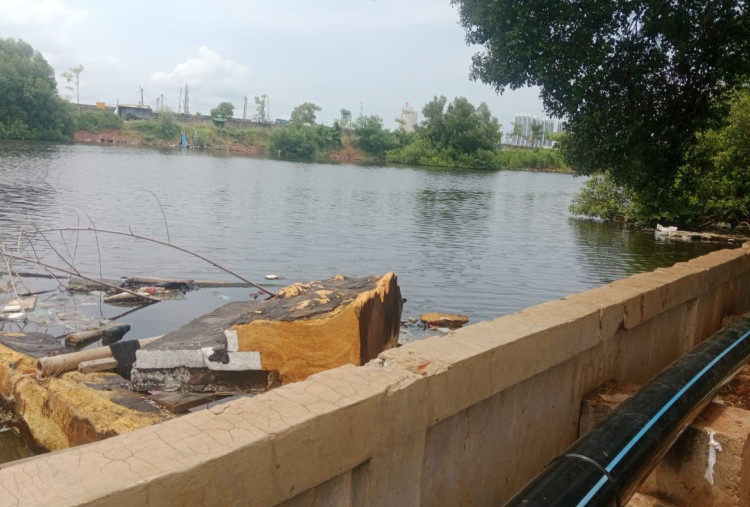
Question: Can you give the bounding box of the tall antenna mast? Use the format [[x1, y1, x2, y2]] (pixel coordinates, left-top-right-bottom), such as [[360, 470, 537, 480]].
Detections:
[[183, 84, 190, 114]]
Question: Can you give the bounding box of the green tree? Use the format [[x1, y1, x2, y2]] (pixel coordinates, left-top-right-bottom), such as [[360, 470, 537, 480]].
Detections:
[[452, 0, 750, 202], [210, 101, 234, 119], [529, 124, 543, 148], [420, 95, 448, 146], [420, 96, 501, 154], [569, 172, 634, 222], [269, 125, 318, 159], [675, 89, 750, 226], [61, 64, 84, 107], [0, 38, 75, 140], [509, 122, 524, 145], [353, 115, 395, 158], [290, 102, 321, 125], [340, 109, 352, 130], [254, 94, 268, 122]]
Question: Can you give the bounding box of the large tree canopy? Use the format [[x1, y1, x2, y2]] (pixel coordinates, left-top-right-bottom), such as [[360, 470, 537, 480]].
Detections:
[[452, 0, 750, 198], [420, 95, 501, 154], [210, 101, 234, 119], [290, 102, 322, 125], [0, 38, 75, 140]]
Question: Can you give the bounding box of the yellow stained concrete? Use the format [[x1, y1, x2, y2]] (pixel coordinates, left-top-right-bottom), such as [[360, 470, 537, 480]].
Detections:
[[233, 272, 401, 383], [0, 340, 172, 451]]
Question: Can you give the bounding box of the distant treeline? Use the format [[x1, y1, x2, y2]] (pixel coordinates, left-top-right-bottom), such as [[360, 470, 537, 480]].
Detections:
[[1, 37, 566, 172], [268, 97, 569, 171]]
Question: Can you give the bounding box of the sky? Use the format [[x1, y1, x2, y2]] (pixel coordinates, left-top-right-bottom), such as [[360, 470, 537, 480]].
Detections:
[[0, 0, 548, 130]]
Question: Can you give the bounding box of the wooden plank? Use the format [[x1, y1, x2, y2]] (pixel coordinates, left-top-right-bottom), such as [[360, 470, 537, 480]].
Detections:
[[149, 391, 222, 413], [78, 358, 119, 374], [67, 276, 123, 293]]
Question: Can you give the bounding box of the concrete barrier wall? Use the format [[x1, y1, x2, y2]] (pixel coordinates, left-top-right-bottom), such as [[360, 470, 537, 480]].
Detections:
[[1, 245, 749, 506]]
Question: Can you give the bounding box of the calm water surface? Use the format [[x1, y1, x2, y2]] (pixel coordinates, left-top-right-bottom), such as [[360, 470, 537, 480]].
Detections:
[[0, 141, 723, 339], [0, 140, 727, 462]]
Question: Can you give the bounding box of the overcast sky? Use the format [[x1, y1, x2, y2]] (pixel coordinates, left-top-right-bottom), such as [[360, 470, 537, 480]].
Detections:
[[1, 0, 547, 130]]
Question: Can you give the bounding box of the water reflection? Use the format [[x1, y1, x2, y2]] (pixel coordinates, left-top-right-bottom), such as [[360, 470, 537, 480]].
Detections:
[[0, 143, 727, 329], [568, 218, 722, 285], [0, 141, 60, 227], [415, 187, 492, 276]]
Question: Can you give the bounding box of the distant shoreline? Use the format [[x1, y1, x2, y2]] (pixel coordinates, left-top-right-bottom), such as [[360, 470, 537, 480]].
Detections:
[[72, 128, 573, 173]]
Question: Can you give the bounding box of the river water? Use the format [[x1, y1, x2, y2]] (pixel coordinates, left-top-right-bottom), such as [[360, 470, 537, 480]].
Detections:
[[0, 140, 727, 462], [0, 141, 723, 338]]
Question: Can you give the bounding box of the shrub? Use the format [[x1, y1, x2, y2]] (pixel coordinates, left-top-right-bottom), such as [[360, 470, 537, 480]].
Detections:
[[75, 109, 122, 132], [569, 171, 633, 221]]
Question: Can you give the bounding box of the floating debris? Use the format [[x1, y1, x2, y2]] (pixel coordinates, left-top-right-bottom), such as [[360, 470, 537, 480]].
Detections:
[[420, 312, 469, 330]]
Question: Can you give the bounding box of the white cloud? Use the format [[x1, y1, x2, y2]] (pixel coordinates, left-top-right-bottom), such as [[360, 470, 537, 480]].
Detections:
[[86, 54, 126, 69], [237, 0, 459, 35], [0, 0, 87, 24], [151, 47, 250, 90]]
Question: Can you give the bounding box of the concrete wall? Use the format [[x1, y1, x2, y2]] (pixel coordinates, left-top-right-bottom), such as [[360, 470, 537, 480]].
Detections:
[[1, 245, 749, 506]]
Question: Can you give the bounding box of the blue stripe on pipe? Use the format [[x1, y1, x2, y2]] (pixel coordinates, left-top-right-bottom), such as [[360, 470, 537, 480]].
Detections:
[[577, 327, 750, 507]]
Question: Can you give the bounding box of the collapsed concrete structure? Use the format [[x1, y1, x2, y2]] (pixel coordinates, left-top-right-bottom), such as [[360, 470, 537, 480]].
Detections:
[[131, 272, 402, 392], [0, 273, 402, 452], [1, 249, 750, 504]]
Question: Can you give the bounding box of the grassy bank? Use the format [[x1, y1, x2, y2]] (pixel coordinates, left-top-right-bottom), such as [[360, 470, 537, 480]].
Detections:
[[74, 112, 572, 173]]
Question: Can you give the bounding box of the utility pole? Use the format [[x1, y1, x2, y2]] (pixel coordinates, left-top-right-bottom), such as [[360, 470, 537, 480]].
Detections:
[[243, 96, 247, 120], [183, 84, 190, 114], [178, 87, 183, 114], [161, 94, 164, 112], [140, 86, 144, 107]]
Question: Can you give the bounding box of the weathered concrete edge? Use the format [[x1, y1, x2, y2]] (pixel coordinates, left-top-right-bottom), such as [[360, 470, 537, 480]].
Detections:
[[0, 345, 172, 452], [0, 245, 748, 505]]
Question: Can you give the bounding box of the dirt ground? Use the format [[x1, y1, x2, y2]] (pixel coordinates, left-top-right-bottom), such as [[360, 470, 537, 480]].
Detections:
[[717, 365, 750, 410], [74, 129, 367, 162]]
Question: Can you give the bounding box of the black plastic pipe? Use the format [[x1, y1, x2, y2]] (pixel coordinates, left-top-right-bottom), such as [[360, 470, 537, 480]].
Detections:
[[504, 314, 750, 507]]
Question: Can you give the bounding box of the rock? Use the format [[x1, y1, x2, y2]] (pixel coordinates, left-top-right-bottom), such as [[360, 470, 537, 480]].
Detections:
[[420, 312, 469, 329]]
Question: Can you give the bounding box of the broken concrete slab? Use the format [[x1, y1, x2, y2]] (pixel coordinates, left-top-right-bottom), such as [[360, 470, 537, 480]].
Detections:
[[131, 272, 402, 391], [0, 331, 68, 358]]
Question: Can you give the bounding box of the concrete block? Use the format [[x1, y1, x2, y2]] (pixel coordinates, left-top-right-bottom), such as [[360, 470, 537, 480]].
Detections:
[[234, 273, 402, 383]]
